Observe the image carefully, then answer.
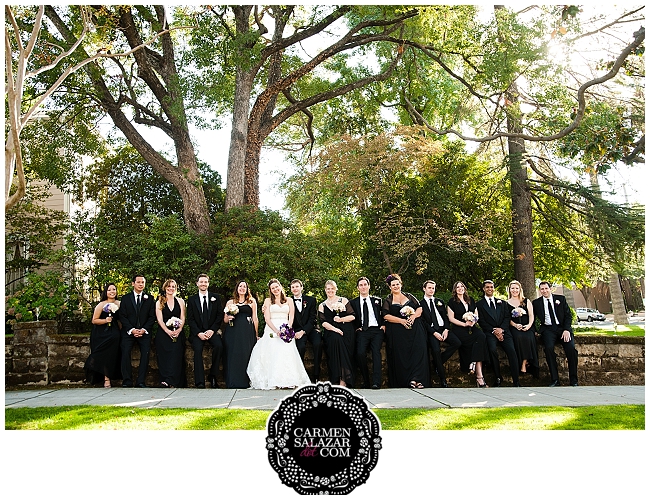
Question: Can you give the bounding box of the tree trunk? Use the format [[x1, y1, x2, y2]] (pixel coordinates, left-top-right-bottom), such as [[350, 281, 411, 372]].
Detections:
[[610, 272, 630, 324], [225, 66, 253, 210], [506, 95, 536, 299]]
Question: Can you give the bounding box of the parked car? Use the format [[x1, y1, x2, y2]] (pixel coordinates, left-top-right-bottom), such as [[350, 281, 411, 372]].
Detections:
[[576, 307, 606, 322]]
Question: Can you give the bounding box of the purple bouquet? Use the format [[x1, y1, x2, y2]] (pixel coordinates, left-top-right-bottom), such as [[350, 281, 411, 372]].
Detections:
[[278, 323, 295, 343]]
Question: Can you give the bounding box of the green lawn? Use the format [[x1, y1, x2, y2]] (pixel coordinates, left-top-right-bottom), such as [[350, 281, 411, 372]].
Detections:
[[573, 324, 645, 337], [5, 404, 644, 430]]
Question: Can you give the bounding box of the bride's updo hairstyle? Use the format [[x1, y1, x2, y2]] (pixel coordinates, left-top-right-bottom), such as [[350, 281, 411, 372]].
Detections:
[[268, 278, 287, 305]]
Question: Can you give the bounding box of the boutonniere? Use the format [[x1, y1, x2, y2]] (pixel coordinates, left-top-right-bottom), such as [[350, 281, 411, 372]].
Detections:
[[555, 300, 560, 305], [436, 301, 443, 306], [210, 297, 216, 302], [143, 294, 149, 299], [496, 300, 502, 304], [373, 299, 379, 305]]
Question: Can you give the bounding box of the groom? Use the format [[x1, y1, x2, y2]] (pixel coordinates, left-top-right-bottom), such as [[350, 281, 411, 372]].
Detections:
[[290, 279, 321, 382], [119, 274, 156, 387], [187, 273, 224, 388]]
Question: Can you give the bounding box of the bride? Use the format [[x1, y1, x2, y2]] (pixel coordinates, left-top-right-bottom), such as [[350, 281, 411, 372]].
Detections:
[[247, 278, 311, 389]]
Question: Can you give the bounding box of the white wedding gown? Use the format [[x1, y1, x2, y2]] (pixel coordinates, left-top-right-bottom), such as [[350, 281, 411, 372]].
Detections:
[[247, 303, 311, 389]]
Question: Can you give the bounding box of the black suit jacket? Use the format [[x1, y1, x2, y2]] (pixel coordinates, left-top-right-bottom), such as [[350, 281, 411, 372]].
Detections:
[[350, 295, 384, 330], [119, 291, 156, 334], [187, 292, 224, 338], [476, 297, 510, 334], [533, 294, 573, 332], [419, 297, 450, 335], [291, 295, 317, 334]]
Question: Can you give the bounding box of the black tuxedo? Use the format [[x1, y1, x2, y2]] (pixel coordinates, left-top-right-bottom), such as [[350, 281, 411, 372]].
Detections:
[[350, 295, 384, 388], [532, 294, 578, 384], [291, 294, 322, 381], [187, 292, 224, 387], [119, 291, 156, 386], [419, 296, 461, 385], [476, 296, 520, 385]]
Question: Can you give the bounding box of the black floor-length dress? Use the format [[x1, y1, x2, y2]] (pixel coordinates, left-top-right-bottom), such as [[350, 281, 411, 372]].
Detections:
[[508, 299, 539, 369], [156, 297, 187, 387], [223, 303, 257, 388], [319, 299, 356, 386], [382, 293, 430, 388], [84, 307, 121, 384]]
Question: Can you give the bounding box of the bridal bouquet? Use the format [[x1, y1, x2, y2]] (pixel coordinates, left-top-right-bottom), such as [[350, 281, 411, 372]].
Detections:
[[224, 303, 239, 326], [103, 302, 120, 327], [400, 306, 415, 328], [331, 301, 346, 314], [278, 323, 295, 343], [511, 307, 527, 318], [165, 316, 182, 342]]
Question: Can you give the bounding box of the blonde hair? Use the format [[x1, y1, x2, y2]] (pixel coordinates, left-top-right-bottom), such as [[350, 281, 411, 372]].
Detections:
[[507, 280, 525, 303], [324, 279, 338, 290]]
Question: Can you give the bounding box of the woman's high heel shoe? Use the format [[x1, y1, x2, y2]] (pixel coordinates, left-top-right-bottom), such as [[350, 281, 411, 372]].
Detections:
[[476, 376, 487, 388]]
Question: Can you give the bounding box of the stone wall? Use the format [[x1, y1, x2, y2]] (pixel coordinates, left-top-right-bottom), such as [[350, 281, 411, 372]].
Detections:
[[5, 320, 645, 388]]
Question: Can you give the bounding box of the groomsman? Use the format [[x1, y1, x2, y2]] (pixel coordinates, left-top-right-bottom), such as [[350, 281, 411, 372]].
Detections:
[[290, 279, 322, 382], [420, 280, 461, 388], [350, 277, 385, 389], [119, 274, 156, 387], [186, 274, 224, 388], [476, 280, 521, 387], [532, 281, 579, 387]]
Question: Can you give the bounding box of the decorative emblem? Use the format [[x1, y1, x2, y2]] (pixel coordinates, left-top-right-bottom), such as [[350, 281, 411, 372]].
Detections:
[[266, 382, 382, 495]]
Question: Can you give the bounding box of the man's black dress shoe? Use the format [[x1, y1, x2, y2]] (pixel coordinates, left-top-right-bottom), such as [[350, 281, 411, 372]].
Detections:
[[493, 377, 502, 387], [136, 383, 147, 388], [371, 384, 380, 390], [548, 380, 560, 387], [440, 380, 450, 388], [513, 382, 522, 387], [570, 382, 579, 387], [210, 376, 219, 389], [196, 383, 205, 389], [122, 382, 132, 388]]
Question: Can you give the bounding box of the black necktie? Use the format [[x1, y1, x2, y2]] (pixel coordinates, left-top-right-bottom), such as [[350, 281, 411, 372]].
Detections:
[[136, 294, 141, 310], [202, 295, 208, 313], [547, 299, 556, 325], [362, 298, 369, 331], [429, 298, 434, 314], [488, 298, 494, 310]]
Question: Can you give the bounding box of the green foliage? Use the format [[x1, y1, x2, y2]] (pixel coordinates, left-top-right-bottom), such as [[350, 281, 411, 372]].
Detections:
[[5, 272, 71, 328]]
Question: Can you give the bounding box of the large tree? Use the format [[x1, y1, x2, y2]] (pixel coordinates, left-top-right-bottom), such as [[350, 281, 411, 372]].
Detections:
[[40, 5, 212, 235], [181, 5, 419, 208], [374, 5, 645, 295]]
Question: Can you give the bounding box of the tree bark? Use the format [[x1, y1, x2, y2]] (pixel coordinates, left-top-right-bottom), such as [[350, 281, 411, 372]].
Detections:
[[609, 272, 630, 324]]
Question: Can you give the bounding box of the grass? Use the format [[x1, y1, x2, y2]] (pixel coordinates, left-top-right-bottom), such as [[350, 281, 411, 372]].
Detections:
[[5, 404, 644, 430], [573, 324, 645, 337]]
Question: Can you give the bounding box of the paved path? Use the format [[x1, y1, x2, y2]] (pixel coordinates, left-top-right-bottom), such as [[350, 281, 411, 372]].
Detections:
[[5, 385, 644, 410]]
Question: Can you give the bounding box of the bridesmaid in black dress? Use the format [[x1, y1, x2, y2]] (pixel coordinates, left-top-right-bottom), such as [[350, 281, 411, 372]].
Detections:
[[506, 280, 539, 377], [222, 280, 259, 388], [155, 279, 187, 388], [318, 279, 356, 387], [382, 273, 430, 389], [447, 281, 489, 387], [84, 283, 121, 388]]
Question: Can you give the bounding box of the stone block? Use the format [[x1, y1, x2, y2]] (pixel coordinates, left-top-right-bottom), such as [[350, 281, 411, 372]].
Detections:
[[12, 357, 47, 374], [48, 343, 90, 358], [5, 372, 48, 386], [576, 343, 606, 357], [618, 344, 644, 358], [13, 343, 48, 358], [49, 372, 85, 384], [600, 356, 632, 371]]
